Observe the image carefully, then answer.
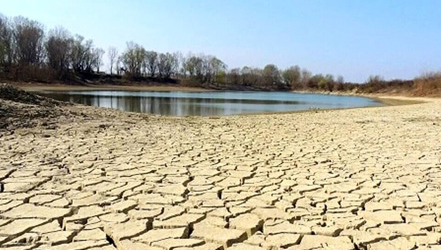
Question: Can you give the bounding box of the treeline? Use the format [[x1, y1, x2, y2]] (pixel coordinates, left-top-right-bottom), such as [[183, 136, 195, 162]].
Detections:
[[0, 14, 105, 81], [1, 13, 440, 95], [0, 13, 345, 91], [0, 13, 228, 85]]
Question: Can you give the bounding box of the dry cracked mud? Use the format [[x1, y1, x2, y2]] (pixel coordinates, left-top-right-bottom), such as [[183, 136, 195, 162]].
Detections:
[[0, 94, 441, 250]]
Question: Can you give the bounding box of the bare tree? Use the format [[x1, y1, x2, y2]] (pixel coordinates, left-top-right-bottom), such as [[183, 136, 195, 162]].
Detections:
[[0, 14, 13, 74], [241, 66, 261, 86], [145, 51, 157, 77], [91, 48, 104, 73], [301, 69, 312, 87], [120, 41, 145, 77], [116, 56, 122, 75], [183, 55, 203, 80], [157, 52, 179, 79], [263, 64, 281, 86], [282, 66, 301, 89], [367, 75, 384, 84], [70, 35, 93, 73], [336, 75, 345, 84], [107, 46, 118, 75], [207, 56, 226, 83], [45, 27, 72, 77], [173, 51, 184, 78], [12, 16, 45, 66], [228, 68, 241, 85]]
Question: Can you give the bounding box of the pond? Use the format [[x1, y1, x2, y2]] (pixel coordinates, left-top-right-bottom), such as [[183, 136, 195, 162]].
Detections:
[[36, 90, 383, 116]]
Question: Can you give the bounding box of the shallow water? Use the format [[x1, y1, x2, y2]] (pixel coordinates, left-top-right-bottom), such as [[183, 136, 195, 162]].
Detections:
[[37, 90, 382, 116]]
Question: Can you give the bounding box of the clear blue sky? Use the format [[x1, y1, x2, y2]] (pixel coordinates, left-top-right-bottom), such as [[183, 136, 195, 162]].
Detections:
[[2, 0, 441, 82]]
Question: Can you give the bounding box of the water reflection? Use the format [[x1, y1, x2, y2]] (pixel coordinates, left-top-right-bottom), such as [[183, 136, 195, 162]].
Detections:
[[37, 91, 382, 116]]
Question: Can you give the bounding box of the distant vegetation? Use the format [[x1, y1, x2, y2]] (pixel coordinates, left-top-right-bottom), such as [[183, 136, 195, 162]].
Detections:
[[0, 13, 440, 96]]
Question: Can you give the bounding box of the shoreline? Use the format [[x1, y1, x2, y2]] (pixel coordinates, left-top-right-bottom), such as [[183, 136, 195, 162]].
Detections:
[[14, 82, 211, 92], [12, 82, 431, 118], [228, 96, 428, 118]]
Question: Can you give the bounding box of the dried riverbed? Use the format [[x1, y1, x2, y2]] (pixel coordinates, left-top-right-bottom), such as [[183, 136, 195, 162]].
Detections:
[[0, 85, 441, 249]]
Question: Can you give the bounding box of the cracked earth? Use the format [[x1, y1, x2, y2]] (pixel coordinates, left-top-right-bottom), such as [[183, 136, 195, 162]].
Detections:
[[0, 96, 441, 250]]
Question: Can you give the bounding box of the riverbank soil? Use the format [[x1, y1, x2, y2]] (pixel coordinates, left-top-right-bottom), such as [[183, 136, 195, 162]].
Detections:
[[0, 84, 441, 249]]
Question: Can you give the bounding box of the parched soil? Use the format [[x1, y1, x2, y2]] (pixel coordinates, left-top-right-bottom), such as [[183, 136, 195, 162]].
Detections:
[[0, 86, 440, 249], [0, 83, 75, 130]]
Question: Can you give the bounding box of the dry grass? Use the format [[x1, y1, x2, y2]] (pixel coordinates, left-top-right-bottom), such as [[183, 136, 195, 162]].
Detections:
[[414, 72, 441, 97]]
